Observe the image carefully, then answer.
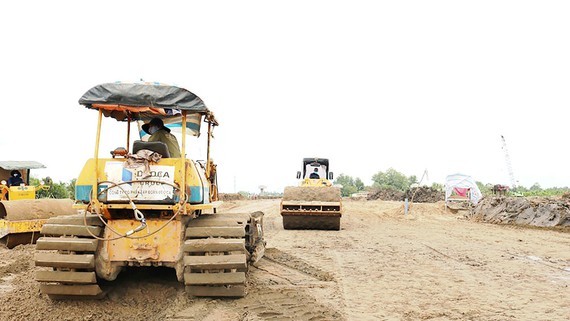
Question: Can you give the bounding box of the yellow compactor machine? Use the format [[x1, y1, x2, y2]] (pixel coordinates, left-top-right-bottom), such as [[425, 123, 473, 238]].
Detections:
[[34, 82, 265, 299], [0, 161, 75, 248], [280, 158, 342, 230]]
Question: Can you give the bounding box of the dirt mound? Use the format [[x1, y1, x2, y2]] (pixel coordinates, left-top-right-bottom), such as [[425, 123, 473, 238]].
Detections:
[[282, 186, 341, 202], [0, 244, 34, 277], [366, 188, 404, 201], [471, 196, 570, 227], [404, 186, 444, 203], [366, 187, 443, 203], [218, 193, 246, 201], [251, 195, 282, 200]]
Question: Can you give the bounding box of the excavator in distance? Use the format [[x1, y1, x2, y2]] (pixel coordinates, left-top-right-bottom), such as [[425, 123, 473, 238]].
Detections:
[[280, 158, 342, 230], [34, 82, 265, 299]]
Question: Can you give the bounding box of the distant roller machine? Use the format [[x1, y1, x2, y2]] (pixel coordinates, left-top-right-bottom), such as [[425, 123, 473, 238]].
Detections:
[[0, 161, 76, 248], [280, 158, 342, 230]]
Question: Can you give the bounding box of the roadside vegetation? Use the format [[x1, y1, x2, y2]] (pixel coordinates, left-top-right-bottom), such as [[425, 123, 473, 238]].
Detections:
[[334, 169, 570, 198], [29, 177, 74, 199], [28, 171, 570, 200]]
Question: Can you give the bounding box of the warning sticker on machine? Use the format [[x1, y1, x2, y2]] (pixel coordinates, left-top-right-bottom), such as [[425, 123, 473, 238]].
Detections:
[[104, 162, 175, 201]]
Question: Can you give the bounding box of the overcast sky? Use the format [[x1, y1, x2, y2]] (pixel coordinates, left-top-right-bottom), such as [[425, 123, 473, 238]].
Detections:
[[1, 1, 569, 193]]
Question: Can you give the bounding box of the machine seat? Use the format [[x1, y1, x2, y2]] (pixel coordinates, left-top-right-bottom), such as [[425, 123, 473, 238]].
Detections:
[[132, 140, 170, 158]]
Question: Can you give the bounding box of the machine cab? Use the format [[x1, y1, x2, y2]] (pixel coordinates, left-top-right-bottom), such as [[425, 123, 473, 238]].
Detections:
[[296, 158, 334, 181]]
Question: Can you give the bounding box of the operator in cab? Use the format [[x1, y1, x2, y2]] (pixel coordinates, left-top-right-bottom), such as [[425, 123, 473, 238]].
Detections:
[[7, 170, 24, 187], [142, 118, 181, 158], [309, 168, 320, 179]]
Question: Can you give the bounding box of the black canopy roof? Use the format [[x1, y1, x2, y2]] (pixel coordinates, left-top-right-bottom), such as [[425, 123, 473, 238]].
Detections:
[[303, 158, 329, 167], [302, 158, 330, 176], [78, 82, 213, 122], [79, 82, 207, 111]]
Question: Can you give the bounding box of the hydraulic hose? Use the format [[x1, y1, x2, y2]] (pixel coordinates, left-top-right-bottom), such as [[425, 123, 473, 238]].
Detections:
[[83, 179, 189, 241]]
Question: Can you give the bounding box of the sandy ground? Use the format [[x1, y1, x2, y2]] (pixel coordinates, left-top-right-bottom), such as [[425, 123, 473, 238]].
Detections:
[[1, 199, 569, 321]]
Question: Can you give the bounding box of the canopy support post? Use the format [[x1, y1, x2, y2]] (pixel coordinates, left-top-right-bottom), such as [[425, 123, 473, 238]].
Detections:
[[181, 111, 187, 210], [93, 109, 103, 201], [126, 114, 131, 153], [206, 119, 212, 178]]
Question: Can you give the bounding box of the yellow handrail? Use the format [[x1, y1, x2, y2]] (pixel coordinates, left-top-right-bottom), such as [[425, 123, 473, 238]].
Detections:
[[181, 111, 187, 212]]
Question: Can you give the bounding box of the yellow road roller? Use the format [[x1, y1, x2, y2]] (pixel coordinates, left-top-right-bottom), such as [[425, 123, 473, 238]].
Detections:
[[280, 158, 342, 230], [0, 161, 75, 248]]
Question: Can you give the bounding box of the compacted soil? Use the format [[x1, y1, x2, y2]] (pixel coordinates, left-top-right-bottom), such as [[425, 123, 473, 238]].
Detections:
[[1, 199, 569, 320]]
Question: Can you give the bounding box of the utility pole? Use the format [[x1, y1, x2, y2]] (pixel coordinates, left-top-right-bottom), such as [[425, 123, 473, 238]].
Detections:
[[500, 135, 517, 189]]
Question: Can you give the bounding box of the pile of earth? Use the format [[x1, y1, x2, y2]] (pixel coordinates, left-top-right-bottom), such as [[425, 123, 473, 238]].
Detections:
[[218, 193, 246, 201], [252, 195, 282, 200], [404, 186, 444, 203], [366, 188, 404, 201], [471, 195, 570, 227], [367, 186, 443, 203]]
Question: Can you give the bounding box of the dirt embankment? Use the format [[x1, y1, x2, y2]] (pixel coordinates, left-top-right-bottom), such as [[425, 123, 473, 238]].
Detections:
[[404, 186, 444, 203], [366, 188, 404, 201], [219, 193, 281, 201], [367, 187, 443, 203], [218, 193, 246, 201], [472, 196, 570, 228]]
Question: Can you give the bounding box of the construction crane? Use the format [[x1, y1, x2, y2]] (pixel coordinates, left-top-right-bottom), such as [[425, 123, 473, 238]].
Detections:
[[500, 135, 517, 189]]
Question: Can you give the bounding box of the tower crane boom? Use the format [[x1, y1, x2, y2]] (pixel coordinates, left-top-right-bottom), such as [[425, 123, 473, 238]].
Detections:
[[501, 135, 517, 188]]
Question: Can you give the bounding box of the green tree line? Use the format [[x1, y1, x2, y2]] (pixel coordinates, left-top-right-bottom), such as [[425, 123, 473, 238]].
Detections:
[[28, 177, 76, 199], [335, 168, 570, 197], [334, 174, 365, 197], [26, 172, 570, 199]]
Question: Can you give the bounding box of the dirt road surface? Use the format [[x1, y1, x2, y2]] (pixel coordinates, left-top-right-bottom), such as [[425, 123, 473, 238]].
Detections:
[[1, 199, 569, 320]]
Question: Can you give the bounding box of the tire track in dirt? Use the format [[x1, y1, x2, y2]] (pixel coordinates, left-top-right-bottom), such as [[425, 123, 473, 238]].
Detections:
[[241, 286, 344, 320], [165, 247, 344, 321], [261, 248, 334, 282], [244, 247, 343, 320], [168, 199, 345, 320]]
